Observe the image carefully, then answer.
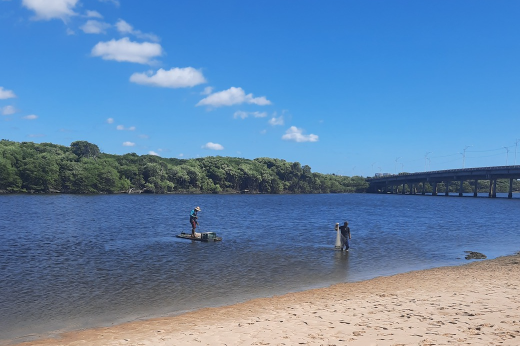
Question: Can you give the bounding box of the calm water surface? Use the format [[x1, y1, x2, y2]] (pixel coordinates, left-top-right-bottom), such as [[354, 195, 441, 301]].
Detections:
[[1, 193, 519, 343]]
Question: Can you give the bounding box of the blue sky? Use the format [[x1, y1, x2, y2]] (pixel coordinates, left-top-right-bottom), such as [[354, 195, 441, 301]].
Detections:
[[1, 0, 519, 176]]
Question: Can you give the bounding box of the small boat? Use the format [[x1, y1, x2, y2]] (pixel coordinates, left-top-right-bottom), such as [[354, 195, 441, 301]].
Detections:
[[176, 231, 222, 242]]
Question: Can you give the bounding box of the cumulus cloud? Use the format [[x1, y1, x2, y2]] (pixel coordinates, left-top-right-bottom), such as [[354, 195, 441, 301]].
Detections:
[[2, 105, 16, 115], [268, 115, 284, 126], [0, 87, 16, 99], [91, 37, 162, 64], [233, 111, 267, 119], [116, 125, 135, 131], [148, 151, 159, 156], [23, 114, 38, 120], [202, 142, 224, 150], [201, 86, 213, 95], [106, 117, 114, 124], [115, 19, 159, 42], [85, 10, 102, 18], [282, 126, 319, 143], [81, 20, 110, 34], [122, 141, 135, 146], [130, 67, 206, 88], [22, 0, 78, 21], [196, 87, 271, 108]]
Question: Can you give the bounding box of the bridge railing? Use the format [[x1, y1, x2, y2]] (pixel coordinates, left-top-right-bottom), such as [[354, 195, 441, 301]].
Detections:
[[367, 165, 520, 181]]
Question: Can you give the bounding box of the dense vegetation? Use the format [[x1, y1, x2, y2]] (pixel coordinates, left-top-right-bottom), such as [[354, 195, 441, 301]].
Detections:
[[0, 140, 368, 194]]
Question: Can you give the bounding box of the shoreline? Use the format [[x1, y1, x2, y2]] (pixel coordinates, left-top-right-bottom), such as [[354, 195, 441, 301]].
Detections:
[[7, 252, 520, 346]]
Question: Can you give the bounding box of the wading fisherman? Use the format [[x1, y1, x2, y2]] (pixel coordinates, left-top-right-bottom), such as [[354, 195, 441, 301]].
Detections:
[[339, 221, 351, 251], [190, 206, 201, 238]]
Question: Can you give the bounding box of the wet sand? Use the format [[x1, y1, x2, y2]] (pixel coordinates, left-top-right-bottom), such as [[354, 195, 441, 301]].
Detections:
[[10, 253, 520, 346]]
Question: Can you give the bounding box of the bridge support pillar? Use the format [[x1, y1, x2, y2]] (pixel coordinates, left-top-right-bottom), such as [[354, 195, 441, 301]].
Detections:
[[459, 180, 464, 197], [422, 182, 426, 195], [402, 183, 406, 195], [492, 179, 497, 198], [411, 183, 415, 195], [474, 180, 478, 197], [489, 180, 493, 197], [432, 182, 437, 196], [445, 181, 450, 196], [509, 178, 513, 199]]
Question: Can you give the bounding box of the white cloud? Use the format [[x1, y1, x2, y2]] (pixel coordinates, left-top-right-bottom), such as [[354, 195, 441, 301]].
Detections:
[[252, 111, 268, 118], [85, 10, 102, 18], [123, 141, 135, 146], [178, 153, 184, 157], [28, 134, 45, 137], [196, 87, 271, 108], [116, 125, 135, 131], [148, 151, 159, 156], [138, 134, 149, 139], [115, 19, 159, 42], [233, 111, 267, 119], [282, 126, 319, 143], [234, 111, 248, 119], [99, 0, 119, 6], [91, 37, 162, 64], [202, 142, 224, 150], [1, 105, 16, 115], [106, 117, 114, 124], [0, 87, 16, 99], [66, 28, 75, 35], [130, 67, 206, 88], [115, 18, 132, 33], [81, 20, 110, 34], [23, 114, 38, 120], [201, 86, 213, 95], [22, 0, 78, 21], [268, 115, 284, 126]]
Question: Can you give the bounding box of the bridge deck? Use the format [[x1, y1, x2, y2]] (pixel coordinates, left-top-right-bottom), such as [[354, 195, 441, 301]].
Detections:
[[367, 165, 520, 198]]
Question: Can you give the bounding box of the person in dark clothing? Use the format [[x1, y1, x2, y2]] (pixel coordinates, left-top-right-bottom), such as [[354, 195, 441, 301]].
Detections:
[[190, 206, 201, 238], [339, 221, 351, 251]]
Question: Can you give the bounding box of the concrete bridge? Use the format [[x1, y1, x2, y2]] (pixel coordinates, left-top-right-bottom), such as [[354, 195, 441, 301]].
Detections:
[[366, 165, 520, 198]]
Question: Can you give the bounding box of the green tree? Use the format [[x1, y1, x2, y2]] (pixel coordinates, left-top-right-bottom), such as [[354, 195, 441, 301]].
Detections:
[[70, 141, 101, 159]]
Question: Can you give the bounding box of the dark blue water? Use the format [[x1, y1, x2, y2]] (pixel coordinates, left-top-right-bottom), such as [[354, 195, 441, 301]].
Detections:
[[1, 193, 519, 344]]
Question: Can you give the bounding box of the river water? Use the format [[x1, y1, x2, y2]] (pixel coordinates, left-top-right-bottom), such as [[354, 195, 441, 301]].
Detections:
[[1, 193, 519, 343]]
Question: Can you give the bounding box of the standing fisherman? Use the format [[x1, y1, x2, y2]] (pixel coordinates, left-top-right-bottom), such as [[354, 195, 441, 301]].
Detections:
[[190, 206, 201, 238], [339, 221, 351, 251]]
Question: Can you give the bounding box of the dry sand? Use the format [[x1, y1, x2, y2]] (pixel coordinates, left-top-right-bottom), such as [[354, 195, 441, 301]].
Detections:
[[11, 253, 520, 346]]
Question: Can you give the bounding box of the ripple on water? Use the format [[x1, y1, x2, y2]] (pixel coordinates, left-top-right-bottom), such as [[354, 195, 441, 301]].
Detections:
[[1, 193, 519, 343]]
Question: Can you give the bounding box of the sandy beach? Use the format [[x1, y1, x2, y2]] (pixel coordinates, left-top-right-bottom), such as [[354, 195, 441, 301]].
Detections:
[[10, 253, 520, 346]]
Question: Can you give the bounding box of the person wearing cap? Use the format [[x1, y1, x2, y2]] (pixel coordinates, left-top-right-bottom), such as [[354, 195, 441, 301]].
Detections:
[[190, 206, 201, 238], [339, 221, 351, 251]]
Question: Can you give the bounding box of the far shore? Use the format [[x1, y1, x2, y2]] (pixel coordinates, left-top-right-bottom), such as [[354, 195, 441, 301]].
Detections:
[[8, 252, 520, 346]]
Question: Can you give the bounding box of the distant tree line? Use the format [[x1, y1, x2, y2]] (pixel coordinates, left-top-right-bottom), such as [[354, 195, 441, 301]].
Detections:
[[0, 140, 368, 194]]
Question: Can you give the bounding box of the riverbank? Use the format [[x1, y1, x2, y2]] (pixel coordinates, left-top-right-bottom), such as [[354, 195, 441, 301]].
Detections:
[[10, 252, 520, 346]]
